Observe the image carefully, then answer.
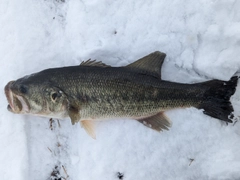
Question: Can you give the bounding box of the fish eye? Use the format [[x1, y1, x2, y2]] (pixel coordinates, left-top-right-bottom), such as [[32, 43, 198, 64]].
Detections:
[[19, 85, 27, 94], [51, 92, 58, 101]]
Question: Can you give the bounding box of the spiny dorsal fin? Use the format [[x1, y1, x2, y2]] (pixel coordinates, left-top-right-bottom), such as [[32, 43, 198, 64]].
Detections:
[[126, 51, 166, 79], [80, 59, 111, 67], [137, 112, 172, 132], [81, 120, 96, 139]]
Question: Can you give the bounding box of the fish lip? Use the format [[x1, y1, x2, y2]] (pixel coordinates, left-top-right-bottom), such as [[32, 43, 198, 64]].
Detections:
[[4, 81, 30, 113], [16, 95, 29, 113], [5, 81, 15, 111]]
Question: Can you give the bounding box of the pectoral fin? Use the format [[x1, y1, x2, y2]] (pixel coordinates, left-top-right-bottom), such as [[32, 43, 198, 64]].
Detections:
[[81, 120, 96, 139], [137, 112, 172, 131], [68, 105, 81, 125]]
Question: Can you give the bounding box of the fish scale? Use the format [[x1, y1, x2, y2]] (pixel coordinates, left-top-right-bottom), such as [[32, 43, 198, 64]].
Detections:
[[54, 67, 204, 119]]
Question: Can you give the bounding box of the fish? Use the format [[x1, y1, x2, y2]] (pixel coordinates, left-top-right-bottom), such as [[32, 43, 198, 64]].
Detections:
[[4, 51, 238, 138]]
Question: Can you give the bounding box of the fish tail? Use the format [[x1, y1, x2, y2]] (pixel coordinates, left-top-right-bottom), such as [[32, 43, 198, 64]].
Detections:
[[198, 76, 238, 123]]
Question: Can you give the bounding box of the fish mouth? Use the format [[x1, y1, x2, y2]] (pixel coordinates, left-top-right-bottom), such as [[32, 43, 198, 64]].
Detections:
[[4, 81, 29, 114]]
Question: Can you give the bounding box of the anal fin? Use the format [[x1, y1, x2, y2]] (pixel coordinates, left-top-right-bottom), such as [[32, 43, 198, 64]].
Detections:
[[81, 120, 96, 139], [137, 112, 172, 132]]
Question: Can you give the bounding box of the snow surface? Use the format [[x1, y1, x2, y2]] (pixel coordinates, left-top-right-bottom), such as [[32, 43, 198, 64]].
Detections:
[[1, 0, 240, 179]]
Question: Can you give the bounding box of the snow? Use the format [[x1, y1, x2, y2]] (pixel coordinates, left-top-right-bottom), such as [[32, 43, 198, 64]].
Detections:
[[1, 0, 240, 179]]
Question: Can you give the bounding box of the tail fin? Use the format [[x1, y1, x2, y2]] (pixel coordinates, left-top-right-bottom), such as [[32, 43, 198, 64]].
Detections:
[[198, 76, 238, 123]]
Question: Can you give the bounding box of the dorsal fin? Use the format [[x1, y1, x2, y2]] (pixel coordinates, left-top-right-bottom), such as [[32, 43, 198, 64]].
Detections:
[[80, 59, 111, 67], [126, 51, 166, 79]]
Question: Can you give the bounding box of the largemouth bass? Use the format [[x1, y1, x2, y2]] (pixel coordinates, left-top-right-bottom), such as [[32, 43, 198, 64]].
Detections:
[[4, 51, 238, 138]]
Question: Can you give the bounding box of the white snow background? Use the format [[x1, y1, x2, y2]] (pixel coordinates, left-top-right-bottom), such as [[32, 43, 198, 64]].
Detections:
[[1, 0, 240, 179]]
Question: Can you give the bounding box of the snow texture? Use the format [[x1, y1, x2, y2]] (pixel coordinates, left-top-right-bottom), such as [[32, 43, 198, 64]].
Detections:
[[1, 0, 240, 179]]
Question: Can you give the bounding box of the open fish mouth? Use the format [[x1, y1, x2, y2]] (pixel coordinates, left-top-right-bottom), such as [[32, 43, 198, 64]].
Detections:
[[4, 81, 29, 113]]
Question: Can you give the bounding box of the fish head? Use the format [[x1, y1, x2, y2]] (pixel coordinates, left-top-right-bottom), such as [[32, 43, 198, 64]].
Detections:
[[4, 76, 69, 118]]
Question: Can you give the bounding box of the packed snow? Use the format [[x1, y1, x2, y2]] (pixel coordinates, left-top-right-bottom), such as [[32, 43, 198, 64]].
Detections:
[[1, 0, 240, 179]]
